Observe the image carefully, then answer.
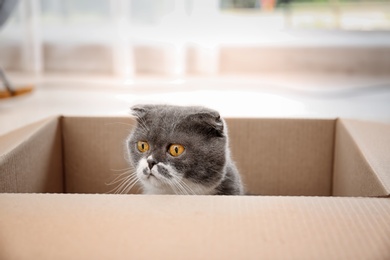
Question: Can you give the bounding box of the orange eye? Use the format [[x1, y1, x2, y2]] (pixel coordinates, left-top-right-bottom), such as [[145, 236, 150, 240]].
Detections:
[[169, 144, 185, 157], [137, 141, 149, 153]]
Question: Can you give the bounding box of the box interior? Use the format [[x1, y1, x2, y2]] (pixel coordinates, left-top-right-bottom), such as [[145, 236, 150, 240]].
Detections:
[[1, 116, 390, 259], [1, 116, 389, 197]]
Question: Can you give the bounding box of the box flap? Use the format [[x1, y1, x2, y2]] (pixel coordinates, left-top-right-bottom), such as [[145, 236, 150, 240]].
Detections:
[[226, 118, 335, 196], [0, 117, 63, 193], [333, 119, 390, 197], [0, 194, 389, 259]]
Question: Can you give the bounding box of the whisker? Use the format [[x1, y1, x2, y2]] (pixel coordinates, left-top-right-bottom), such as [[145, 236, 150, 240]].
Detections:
[[110, 170, 134, 178], [172, 178, 189, 195], [179, 180, 197, 195], [138, 117, 150, 132], [110, 167, 133, 172], [107, 176, 133, 194], [118, 177, 136, 194], [105, 176, 129, 194], [166, 178, 181, 195], [105, 170, 135, 185], [104, 122, 137, 127], [174, 180, 187, 195], [163, 178, 178, 194], [135, 122, 148, 132], [106, 172, 137, 186], [108, 174, 138, 194], [123, 178, 140, 194], [115, 178, 134, 194], [178, 180, 194, 195]]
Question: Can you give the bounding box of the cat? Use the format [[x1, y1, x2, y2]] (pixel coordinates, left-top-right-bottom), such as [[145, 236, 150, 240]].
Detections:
[[126, 104, 244, 195]]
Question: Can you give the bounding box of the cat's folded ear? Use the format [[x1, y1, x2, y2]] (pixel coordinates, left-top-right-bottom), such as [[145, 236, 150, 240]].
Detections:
[[130, 105, 150, 118], [189, 110, 224, 137]]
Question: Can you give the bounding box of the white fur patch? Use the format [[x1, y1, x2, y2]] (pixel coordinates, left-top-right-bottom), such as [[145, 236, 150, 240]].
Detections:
[[136, 159, 176, 194], [136, 159, 217, 195]]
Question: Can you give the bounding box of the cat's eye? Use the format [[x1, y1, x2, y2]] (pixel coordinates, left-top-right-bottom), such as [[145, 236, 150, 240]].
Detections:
[[137, 141, 149, 153], [168, 144, 185, 157]]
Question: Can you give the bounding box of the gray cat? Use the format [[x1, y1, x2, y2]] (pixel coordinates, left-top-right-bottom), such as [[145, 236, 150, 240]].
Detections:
[[126, 104, 244, 195]]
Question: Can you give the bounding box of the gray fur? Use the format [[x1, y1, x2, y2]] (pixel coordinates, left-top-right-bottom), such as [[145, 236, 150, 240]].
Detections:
[[126, 104, 244, 195]]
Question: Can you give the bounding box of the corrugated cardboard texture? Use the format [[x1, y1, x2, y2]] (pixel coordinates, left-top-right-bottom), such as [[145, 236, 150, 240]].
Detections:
[[62, 116, 133, 193], [0, 117, 63, 193], [333, 119, 390, 197], [1, 194, 389, 260], [226, 118, 335, 196]]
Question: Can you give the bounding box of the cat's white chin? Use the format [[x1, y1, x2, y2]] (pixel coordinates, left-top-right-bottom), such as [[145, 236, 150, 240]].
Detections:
[[139, 176, 174, 194], [140, 173, 176, 194], [136, 158, 175, 194], [136, 158, 216, 195]]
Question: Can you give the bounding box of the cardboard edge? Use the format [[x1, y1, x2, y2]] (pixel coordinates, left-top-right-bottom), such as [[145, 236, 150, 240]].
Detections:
[[0, 116, 59, 155], [0, 115, 64, 193], [59, 116, 67, 193], [343, 119, 390, 196], [329, 118, 338, 196], [333, 119, 389, 197], [1, 194, 390, 259]]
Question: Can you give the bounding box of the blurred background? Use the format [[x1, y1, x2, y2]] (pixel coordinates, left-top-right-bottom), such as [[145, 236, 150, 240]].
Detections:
[[0, 0, 390, 134]]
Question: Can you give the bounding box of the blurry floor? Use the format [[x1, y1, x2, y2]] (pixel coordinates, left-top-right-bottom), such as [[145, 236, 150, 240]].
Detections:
[[1, 72, 390, 136]]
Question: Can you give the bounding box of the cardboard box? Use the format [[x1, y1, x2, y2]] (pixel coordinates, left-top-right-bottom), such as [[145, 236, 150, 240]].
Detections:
[[1, 116, 390, 259]]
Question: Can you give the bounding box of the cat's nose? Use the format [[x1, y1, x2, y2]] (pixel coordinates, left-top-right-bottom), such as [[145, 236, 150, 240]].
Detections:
[[147, 158, 157, 170]]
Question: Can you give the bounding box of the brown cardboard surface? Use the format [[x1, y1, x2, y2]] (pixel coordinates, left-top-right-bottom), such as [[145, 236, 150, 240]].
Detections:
[[0, 117, 63, 193], [0, 194, 390, 260], [333, 119, 390, 197], [62, 116, 133, 193], [226, 118, 335, 196], [1, 116, 390, 259]]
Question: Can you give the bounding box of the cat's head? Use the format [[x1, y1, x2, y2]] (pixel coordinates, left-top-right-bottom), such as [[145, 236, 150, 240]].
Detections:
[[127, 104, 227, 195]]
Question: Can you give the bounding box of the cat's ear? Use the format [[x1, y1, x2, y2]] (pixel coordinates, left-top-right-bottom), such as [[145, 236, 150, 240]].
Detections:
[[190, 111, 224, 137], [130, 105, 149, 118]]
